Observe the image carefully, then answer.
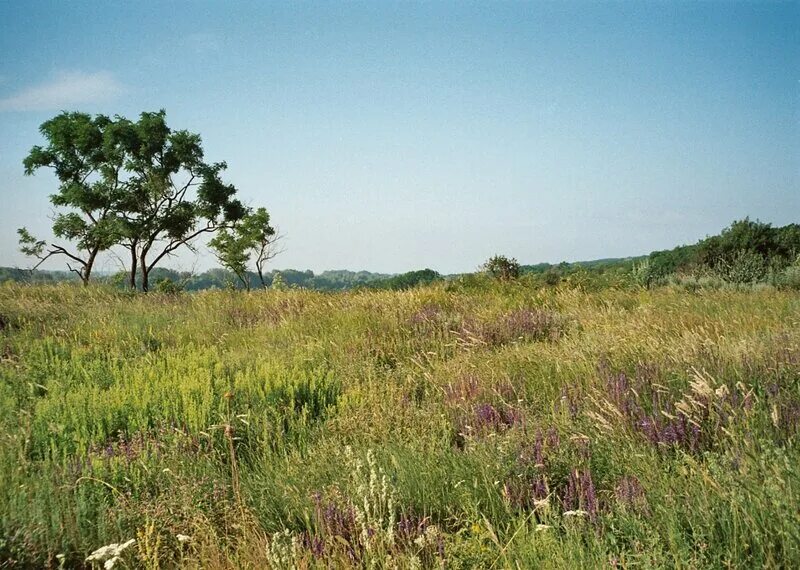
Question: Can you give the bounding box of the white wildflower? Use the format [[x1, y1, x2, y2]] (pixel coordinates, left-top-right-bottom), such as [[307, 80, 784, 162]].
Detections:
[[176, 534, 191, 544], [86, 539, 135, 570], [266, 529, 302, 568], [414, 525, 440, 548]]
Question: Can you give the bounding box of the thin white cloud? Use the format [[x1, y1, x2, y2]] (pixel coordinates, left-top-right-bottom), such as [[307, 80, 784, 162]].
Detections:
[[0, 71, 123, 112]]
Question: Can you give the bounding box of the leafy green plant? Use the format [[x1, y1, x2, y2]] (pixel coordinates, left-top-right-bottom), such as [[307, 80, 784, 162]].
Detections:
[[482, 255, 521, 281]]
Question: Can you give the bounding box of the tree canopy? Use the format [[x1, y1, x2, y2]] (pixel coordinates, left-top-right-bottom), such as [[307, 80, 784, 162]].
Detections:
[[19, 112, 124, 283], [19, 110, 263, 291], [209, 207, 280, 290]]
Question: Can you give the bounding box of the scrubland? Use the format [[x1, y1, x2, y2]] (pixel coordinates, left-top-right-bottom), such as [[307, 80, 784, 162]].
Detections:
[[0, 281, 798, 568]]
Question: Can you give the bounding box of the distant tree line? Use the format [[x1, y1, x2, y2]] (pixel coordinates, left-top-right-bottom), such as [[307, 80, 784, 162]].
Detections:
[[0, 266, 397, 292], [367, 269, 442, 290], [634, 218, 800, 287]]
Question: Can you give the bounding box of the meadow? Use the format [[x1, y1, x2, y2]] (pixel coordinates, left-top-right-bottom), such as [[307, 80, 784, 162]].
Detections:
[[0, 280, 798, 568]]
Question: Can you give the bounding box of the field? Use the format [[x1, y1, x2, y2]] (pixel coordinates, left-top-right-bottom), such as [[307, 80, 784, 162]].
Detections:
[[0, 282, 798, 568]]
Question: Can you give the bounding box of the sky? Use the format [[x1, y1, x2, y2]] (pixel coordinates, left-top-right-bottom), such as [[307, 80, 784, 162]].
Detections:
[[0, 1, 797, 275]]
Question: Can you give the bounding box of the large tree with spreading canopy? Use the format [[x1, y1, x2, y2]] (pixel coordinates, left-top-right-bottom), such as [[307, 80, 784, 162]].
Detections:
[[20, 110, 263, 291]]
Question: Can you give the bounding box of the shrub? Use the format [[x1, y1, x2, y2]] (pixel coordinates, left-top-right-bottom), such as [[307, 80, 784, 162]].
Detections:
[[542, 269, 561, 286], [153, 277, 184, 295], [774, 261, 800, 291], [714, 249, 769, 283], [482, 255, 521, 281], [271, 272, 287, 290], [632, 258, 656, 288]]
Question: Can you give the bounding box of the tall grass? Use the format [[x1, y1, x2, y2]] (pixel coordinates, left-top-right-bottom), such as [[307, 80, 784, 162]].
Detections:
[[0, 281, 798, 568]]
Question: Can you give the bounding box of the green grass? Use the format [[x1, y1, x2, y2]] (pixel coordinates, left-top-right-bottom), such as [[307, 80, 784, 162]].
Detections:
[[0, 281, 798, 568]]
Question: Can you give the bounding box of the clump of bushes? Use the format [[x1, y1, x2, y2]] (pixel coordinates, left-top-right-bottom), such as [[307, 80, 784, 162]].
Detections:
[[634, 218, 800, 289]]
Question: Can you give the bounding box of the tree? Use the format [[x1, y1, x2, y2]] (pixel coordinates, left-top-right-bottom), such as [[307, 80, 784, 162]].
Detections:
[[208, 225, 251, 290], [246, 208, 282, 288], [111, 110, 247, 291], [18, 112, 124, 285], [482, 255, 521, 281], [20, 110, 254, 291], [209, 207, 280, 290]]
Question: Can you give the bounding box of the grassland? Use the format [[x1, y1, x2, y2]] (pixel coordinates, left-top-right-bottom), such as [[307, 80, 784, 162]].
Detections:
[[0, 281, 798, 568]]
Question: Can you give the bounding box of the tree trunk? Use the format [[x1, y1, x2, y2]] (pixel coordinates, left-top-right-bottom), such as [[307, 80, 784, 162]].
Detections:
[[256, 260, 267, 289], [82, 248, 99, 286], [128, 244, 138, 290], [140, 252, 150, 292]]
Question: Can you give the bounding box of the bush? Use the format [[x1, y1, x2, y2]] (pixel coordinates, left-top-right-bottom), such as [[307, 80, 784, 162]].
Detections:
[[271, 272, 287, 290], [542, 269, 561, 286], [153, 277, 184, 294], [714, 250, 769, 283], [774, 262, 800, 291], [482, 255, 521, 281], [632, 259, 657, 288]]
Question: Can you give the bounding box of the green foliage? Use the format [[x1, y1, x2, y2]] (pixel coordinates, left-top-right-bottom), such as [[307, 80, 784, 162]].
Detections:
[[0, 266, 400, 292], [775, 224, 800, 259], [542, 268, 561, 286], [632, 258, 656, 288], [106, 110, 249, 291], [370, 268, 442, 290], [19, 112, 126, 283], [16, 228, 46, 259], [10, 216, 800, 296], [773, 258, 800, 291], [153, 277, 185, 295], [647, 244, 699, 280], [270, 271, 287, 290], [634, 219, 800, 288], [699, 218, 777, 265], [695, 218, 800, 281], [20, 110, 263, 291], [713, 249, 770, 283], [209, 207, 278, 290], [482, 254, 521, 281], [209, 229, 252, 289]]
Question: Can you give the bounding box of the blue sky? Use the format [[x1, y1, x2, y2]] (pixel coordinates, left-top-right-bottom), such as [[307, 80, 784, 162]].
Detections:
[[0, 1, 797, 274]]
